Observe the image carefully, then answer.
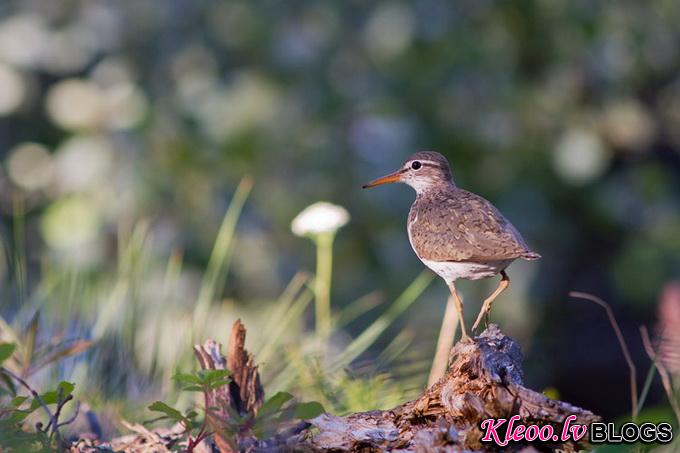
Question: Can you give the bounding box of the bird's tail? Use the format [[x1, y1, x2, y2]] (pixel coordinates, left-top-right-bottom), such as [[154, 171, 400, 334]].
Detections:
[[522, 251, 541, 260]]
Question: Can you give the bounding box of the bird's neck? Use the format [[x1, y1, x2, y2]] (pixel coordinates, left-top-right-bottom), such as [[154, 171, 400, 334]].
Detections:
[[411, 179, 456, 196]]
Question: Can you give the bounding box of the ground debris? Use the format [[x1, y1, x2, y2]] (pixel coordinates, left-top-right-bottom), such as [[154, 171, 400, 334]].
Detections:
[[70, 323, 599, 452]]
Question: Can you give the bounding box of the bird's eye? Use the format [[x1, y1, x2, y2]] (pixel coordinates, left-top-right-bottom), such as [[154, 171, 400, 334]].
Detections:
[[411, 161, 422, 170]]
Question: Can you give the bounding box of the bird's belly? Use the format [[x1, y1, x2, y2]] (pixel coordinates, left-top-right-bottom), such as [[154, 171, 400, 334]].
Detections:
[[421, 258, 512, 282]]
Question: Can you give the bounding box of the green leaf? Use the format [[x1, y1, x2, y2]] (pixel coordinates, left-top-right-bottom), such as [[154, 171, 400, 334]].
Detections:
[[31, 381, 75, 410], [31, 395, 51, 410], [148, 401, 186, 423], [258, 391, 293, 417], [6, 409, 32, 423], [294, 401, 325, 420], [56, 381, 75, 398], [198, 369, 231, 383], [172, 372, 202, 385], [0, 343, 16, 364], [32, 390, 58, 409], [208, 379, 230, 390], [174, 369, 230, 392], [0, 372, 16, 395], [199, 370, 230, 390], [181, 385, 204, 392], [11, 396, 28, 407]]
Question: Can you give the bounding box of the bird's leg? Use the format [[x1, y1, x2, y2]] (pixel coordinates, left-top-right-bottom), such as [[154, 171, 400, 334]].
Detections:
[[472, 270, 510, 332], [446, 281, 470, 342]]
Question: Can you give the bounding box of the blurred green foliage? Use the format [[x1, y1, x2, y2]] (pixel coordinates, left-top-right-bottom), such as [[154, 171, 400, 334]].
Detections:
[[0, 0, 679, 435]]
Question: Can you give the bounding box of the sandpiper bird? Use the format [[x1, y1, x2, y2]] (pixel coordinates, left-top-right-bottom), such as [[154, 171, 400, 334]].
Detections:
[[363, 151, 540, 341]]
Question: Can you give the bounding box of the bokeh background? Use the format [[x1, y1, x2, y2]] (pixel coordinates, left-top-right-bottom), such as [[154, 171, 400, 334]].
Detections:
[[1, 0, 680, 437]]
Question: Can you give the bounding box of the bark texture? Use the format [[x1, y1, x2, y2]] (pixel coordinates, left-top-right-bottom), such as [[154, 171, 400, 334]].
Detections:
[[304, 325, 599, 452], [194, 320, 265, 452]]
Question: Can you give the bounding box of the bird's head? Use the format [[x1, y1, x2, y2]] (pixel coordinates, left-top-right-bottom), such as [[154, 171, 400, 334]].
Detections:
[[362, 151, 453, 193]]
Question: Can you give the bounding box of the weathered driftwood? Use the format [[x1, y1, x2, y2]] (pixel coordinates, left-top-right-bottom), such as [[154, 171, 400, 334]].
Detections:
[[74, 322, 599, 452], [304, 325, 599, 452]]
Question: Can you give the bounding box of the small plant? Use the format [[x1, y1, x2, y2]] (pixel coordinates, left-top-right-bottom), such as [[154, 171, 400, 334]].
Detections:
[[0, 343, 80, 452], [148, 368, 324, 451]]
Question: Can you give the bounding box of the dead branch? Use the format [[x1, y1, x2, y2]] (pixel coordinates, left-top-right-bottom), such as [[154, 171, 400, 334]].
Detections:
[[193, 319, 265, 452], [226, 319, 265, 416]]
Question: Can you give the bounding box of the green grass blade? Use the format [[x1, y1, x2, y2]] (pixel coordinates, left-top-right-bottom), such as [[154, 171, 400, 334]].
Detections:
[[193, 177, 253, 332], [332, 270, 434, 369], [635, 362, 656, 421], [376, 328, 415, 368], [12, 197, 26, 305], [334, 291, 383, 330], [163, 250, 184, 299], [256, 272, 309, 351], [257, 287, 314, 367]]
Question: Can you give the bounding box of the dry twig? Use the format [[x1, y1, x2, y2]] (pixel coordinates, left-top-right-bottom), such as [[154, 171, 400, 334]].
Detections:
[[570, 291, 638, 419]]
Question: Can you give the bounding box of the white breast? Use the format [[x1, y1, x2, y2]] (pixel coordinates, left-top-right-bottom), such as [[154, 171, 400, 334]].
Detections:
[[421, 258, 512, 282]]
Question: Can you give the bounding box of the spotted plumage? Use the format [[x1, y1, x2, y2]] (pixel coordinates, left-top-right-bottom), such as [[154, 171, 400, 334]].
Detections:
[[408, 187, 539, 263], [363, 151, 540, 341]]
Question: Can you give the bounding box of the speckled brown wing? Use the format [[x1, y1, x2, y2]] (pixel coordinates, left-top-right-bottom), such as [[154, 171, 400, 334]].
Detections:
[[408, 188, 536, 262]]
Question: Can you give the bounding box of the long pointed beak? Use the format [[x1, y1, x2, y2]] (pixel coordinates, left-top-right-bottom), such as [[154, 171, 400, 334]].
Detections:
[[362, 169, 404, 189]]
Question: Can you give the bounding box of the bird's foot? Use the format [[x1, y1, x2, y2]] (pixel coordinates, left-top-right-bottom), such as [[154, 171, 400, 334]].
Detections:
[[459, 332, 473, 343]]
